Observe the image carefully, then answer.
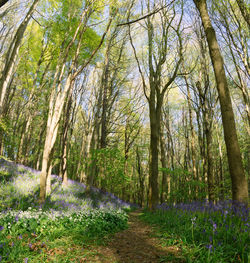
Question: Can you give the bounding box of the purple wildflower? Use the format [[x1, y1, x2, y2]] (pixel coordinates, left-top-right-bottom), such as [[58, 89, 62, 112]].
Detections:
[[206, 244, 213, 252]]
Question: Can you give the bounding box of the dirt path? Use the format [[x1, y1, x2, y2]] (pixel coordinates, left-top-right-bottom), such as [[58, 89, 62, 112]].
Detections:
[[87, 210, 184, 263]]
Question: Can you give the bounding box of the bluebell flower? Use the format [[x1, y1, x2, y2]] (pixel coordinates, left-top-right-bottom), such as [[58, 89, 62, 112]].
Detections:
[[206, 244, 213, 252], [0, 226, 3, 231]]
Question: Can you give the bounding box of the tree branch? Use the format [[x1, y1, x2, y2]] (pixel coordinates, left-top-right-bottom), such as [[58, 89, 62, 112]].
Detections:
[[0, 0, 9, 8], [117, 0, 175, 27]]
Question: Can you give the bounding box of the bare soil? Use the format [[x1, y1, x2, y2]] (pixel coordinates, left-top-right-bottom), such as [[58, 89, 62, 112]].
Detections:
[[86, 210, 185, 263]]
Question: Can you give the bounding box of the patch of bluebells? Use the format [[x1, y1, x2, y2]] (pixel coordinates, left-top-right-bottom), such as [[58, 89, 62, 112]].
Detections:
[[0, 158, 133, 262], [142, 200, 249, 262], [0, 158, 136, 212]]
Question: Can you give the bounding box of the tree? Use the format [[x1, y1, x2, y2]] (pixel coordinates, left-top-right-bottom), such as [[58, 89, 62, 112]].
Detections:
[[0, 0, 39, 114], [39, 0, 114, 203], [129, 0, 184, 209], [193, 0, 248, 203], [235, 0, 250, 26]]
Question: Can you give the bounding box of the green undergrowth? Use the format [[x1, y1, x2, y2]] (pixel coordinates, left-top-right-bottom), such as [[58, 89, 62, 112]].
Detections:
[[0, 159, 130, 262], [0, 208, 128, 262], [141, 204, 249, 263]]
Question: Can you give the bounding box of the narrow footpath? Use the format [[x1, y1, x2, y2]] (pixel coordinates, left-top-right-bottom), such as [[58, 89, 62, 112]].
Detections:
[[87, 210, 184, 263]]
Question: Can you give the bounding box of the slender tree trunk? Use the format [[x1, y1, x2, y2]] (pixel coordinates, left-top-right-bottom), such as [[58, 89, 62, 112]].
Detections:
[[160, 117, 168, 204], [39, 76, 73, 203], [33, 118, 46, 170], [100, 41, 111, 149], [0, 0, 39, 113], [46, 162, 53, 195], [136, 146, 144, 207], [215, 123, 224, 200], [0, 0, 9, 8], [87, 86, 103, 188], [60, 89, 73, 185], [186, 80, 198, 199], [17, 117, 31, 163], [235, 0, 250, 27], [163, 107, 172, 203], [194, 0, 248, 203], [204, 113, 214, 202]]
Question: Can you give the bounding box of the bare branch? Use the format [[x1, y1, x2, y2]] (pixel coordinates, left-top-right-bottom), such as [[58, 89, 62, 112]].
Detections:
[[117, 0, 175, 27], [0, 0, 9, 8]]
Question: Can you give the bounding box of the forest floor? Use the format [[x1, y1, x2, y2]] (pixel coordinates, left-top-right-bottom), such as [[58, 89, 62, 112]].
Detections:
[[85, 210, 184, 263]]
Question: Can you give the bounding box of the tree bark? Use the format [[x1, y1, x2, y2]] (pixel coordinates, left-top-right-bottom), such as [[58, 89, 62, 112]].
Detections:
[[204, 112, 214, 202], [148, 93, 161, 209], [60, 88, 74, 185], [235, 0, 250, 27], [39, 75, 73, 203], [160, 117, 168, 204], [0, 0, 9, 8], [193, 0, 248, 203], [100, 40, 111, 149], [136, 146, 144, 207], [0, 0, 39, 113], [185, 79, 198, 199]]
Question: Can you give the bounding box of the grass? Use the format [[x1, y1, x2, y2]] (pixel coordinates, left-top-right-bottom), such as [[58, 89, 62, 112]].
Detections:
[[1, 157, 249, 262], [0, 158, 135, 262], [141, 201, 249, 263]]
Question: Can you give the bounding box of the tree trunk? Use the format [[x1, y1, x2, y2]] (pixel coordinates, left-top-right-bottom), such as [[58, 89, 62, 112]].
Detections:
[[215, 124, 224, 200], [0, 0, 9, 8], [39, 76, 72, 204], [160, 117, 168, 204], [148, 97, 161, 209], [235, 0, 250, 27], [0, 0, 39, 113], [193, 0, 248, 203], [136, 146, 144, 207], [186, 80, 198, 199], [100, 41, 110, 149], [87, 86, 103, 188], [204, 112, 214, 202], [60, 88, 73, 185]]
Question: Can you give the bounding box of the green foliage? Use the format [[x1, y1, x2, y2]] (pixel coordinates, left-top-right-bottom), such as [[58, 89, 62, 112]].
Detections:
[[159, 168, 207, 203], [141, 204, 249, 263], [91, 147, 126, 191], [0, 162, 129, 262], [0, 118, 8, 132], [0, 208, 128, 262], [45, 0, 102, 66]]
